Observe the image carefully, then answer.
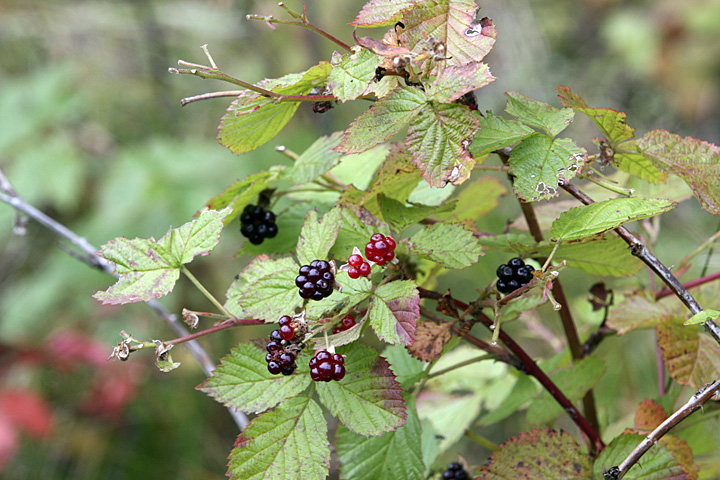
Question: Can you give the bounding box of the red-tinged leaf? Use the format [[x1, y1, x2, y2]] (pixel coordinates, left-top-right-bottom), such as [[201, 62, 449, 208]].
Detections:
[[407, 320, 452, 361], [426, 62, 495, 103], [353, 32, 412, 57], [228, 396, 329, 480], [350, 0, 414, 27], [316, 344, 406, 436], [399, 0, 497, 67], [657, 318, 720, 390], [406, 100, 480, 187], [606, 291, 677, 335], [0, 389, 54, 439], [556, 85, 635, 145], [634, 399, 668, 431], [477, 428, 592, 479], [370, 280, 420, 345], [614, 140, 668, 184], [637, 130, 720, 215], [336, 87, 426, 154], [593, 433, 697, 480]]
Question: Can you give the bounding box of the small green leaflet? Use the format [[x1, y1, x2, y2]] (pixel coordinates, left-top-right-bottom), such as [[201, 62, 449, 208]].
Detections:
[[336, 87, 427, 154], [550, 197, 677, 241], [198, 343, 311, 414], [94, 208, 230, 304], [228, 396, 329, 480], [405, 100, 479, 187], [509, 134, 586, 202], [426, 62, 495, 103], [613, 140, 667, 184], [505, 92, 574, 137], [556, 86, 635, 145], [350, 0, 414, 27], [471, 114, 536, 158], [399, 0, 497, 67], [593, 434, 697, 480], [296, 208, 341, 266], [637, 130, 720, 216], [685, 309, 720, 326], [282, 132, 344, 185], [316, 344, 406, 436], [477, 428, 592, 480], [382, 344, 426, 390], [218, 62, 331, 155], [370, 280, 419, 345], [336, 397, 425, 480], [410, 223, 483, 269], [203, 168, 284, 225], [377, 194, 456, 233], [328, 47, 378, 102]]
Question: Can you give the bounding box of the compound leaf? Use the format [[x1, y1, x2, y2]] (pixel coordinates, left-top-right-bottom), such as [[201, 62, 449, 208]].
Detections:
[[316, 344, 406, 436], [198, 343, 310, 414], [228, 396, 329, 480], [370, 280, 419, 345]]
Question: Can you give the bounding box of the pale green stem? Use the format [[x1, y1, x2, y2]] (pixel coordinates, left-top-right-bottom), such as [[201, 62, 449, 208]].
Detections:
[[678, 227, 720, 271], [181, 266, 232, 318], [426, 354, 494, 379], [580, 168, 634, 197], [465, 430, 500, 451], [541, 240, 562, 272]]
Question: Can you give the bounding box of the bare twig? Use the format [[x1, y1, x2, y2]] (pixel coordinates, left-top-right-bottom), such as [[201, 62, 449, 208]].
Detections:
[[0, 171, 250, 430], [604, 380, 720, 479]]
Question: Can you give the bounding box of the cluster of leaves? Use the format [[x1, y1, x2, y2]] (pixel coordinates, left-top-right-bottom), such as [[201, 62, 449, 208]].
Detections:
[[92, 0, 720, 479]]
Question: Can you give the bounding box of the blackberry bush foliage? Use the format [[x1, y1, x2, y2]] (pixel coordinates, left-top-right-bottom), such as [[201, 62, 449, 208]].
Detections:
[[90, 1, 720, 479]]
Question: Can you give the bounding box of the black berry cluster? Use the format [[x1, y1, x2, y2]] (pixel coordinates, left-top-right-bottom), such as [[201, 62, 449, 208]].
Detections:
[[496, 257, 534, 294], [332, 314, 356, 334], [309, 350, 345, 382], [442, 462, 468, 480], [365, 233, 396, 265], [265, 315, 305, 376], [240, 204, 278, 245], [296, 260, 334, 300]]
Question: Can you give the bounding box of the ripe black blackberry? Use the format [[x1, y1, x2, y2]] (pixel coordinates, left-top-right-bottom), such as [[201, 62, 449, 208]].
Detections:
[[309, 350, 345, 382], [496, 257, 534, 294], [442, 462, 468, 480], [295, 260, 335, 301], [240, 204, 278, 245]]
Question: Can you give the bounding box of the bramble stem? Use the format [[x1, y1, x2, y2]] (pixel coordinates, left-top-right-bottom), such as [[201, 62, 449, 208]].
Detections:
[[171, 64, 281, 97], [167, 317, 263, 346], [180, 90, 243, 106], [655, 271, 720, 300], [181, 266, 233, 318], [465, 430, 501, 452], [426, 354, 494, 379]]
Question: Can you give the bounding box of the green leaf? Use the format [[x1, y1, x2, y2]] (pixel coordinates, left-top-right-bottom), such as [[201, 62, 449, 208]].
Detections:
[[405, 100, 480, 187], [477, 428, 592, 480], [526, 357, 606, 425], [350, 0, 414, 27], [399, 0, 497, 67], [198, 343, 311, 414], [543, 235, 644, 277], [479, 374, 538, 425], [336, 397, 425, 480], [94, 208, 230, 304], [550, 197, 677, 241], [234, 256, 303, 322], [593, 433, 697, 480], [218, 62, 331, 155], [316, 344, 406, 436], [556, 86, 635, 145], [471, 113, 537, 158], [296, 208, 342, 266], [685, 309, 720, 326], [410, 223, 483, 268], [377, 194, 456, 233], [637, 130, 720, 215], [382, 344, 426, 390], [203, 168, 284, 225], [426, 62, 495, 103], [228, 396, 329, 480], [331, 205, 388, 258], [657, 318, 720, 390], [614, 141, 668, 184], [304, 268, 372, 320], [418, 392, 482, 454], [606, 291, 677, 335], [435, 177, 507, 222], [336, 87, 426, 154], [509, 134, 586, 202], [283, 132, 344, 185], [370, 280, 420, 345], [505, 92, 575, 137], [328, 47, 378, 102]]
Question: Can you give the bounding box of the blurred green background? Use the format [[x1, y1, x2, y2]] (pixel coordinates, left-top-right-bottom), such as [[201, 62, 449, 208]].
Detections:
[[0, 0, 719, 478]]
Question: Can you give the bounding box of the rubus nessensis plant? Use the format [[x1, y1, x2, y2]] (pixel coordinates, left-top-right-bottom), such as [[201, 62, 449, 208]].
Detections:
[[4, 1, 719, 479]]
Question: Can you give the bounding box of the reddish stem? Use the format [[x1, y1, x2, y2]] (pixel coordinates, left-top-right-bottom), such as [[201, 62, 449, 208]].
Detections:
[[166, 318, 263, 346], [655, 270, 720, 300]]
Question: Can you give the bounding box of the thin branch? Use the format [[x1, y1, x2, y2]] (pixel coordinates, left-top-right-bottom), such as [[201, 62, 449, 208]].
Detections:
[[655, 270, 720, 300], [605, 380, 720, 480], [170, 64, 281, 97], [180, 90, 243, 106], [0, 172, 250, 430], [166, 317, 263, 346]]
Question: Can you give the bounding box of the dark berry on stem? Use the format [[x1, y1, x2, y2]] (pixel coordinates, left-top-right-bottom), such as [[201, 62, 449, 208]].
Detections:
[[266, 341, 282, 353], [269, 330, 282, 342], [279, 324, 294, 340], [239, 204, 278, 245], [297, 260, 335, 300], [309, 350, 345, 382], [365, 233, 397, 266], [332, 314, 356, 334], [347, 267, 360, 279], [508, 257, 524, 268], [267, 361, 281, 375], [443, 462, 468, 480], [358, 262, 371, 276]]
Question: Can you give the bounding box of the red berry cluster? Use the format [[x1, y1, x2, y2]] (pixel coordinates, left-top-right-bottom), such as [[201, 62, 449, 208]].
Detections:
[[365, 233, 396, 265], [332, 314, 356, 334], [296, 260, 334, 300], [265, 315, 305, 376], [309, 350, 345, 382], [346, 253, 371, 279]]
